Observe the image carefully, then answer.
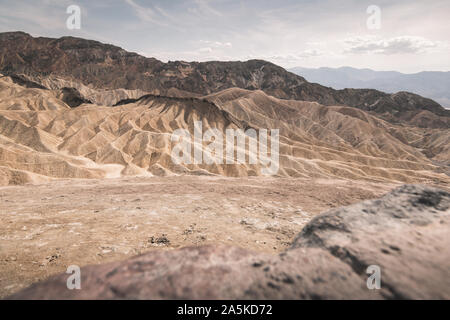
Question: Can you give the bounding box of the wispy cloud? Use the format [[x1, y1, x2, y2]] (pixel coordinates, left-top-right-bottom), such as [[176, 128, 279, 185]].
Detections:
[[1, 0, 449, 72], [344, 36, 441, 55], [189, 0, 223, 17], [123, 0, 168, 27], [0, 0, 69, 31], [297, 49, 325, 58], [199, 40, 232, 48]]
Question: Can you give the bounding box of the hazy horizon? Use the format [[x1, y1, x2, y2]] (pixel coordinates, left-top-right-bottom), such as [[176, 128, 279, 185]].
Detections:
[[290, 66, 450, 74]]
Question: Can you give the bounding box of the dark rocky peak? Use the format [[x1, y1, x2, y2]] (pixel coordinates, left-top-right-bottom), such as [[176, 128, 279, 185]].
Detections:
[[0, 32, 448, 128]]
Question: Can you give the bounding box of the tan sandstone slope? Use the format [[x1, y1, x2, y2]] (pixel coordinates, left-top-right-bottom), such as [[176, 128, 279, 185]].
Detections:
[[0, 74, 448, 186]]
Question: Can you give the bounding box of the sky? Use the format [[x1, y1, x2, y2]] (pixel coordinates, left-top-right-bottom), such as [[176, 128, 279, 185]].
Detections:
[[0, 0, 449, 73]]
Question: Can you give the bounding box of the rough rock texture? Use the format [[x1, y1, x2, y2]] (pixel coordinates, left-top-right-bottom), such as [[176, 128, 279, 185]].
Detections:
[[1, 32, 449, 127], [7, 185, 450, 300], [291, 184, 450, 299]]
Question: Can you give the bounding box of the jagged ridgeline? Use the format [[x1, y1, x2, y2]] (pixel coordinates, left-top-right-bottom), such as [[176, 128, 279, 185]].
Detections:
[[0, 32, 449, 185], [1, 31, 449, 127]]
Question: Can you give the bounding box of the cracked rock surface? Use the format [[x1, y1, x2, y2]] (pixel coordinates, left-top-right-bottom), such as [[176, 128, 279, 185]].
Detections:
[[8, 185, 450, 299]]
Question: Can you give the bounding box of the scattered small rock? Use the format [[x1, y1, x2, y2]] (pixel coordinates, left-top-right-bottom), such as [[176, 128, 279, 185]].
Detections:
[[149, 235, 170, 246]]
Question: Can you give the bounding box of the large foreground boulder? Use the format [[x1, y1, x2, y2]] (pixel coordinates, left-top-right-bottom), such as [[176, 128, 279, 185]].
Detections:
[[8, 185, 450, 299]]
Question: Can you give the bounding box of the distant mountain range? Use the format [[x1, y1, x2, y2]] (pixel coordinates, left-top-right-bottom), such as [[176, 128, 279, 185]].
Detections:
[[0, 31, 449, 186], [289, 66, 450, 109], [0, 32, 449, 128]]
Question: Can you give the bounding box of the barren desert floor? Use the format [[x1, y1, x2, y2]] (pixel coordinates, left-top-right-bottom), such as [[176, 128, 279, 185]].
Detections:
[[0, 176, 403, 298]]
